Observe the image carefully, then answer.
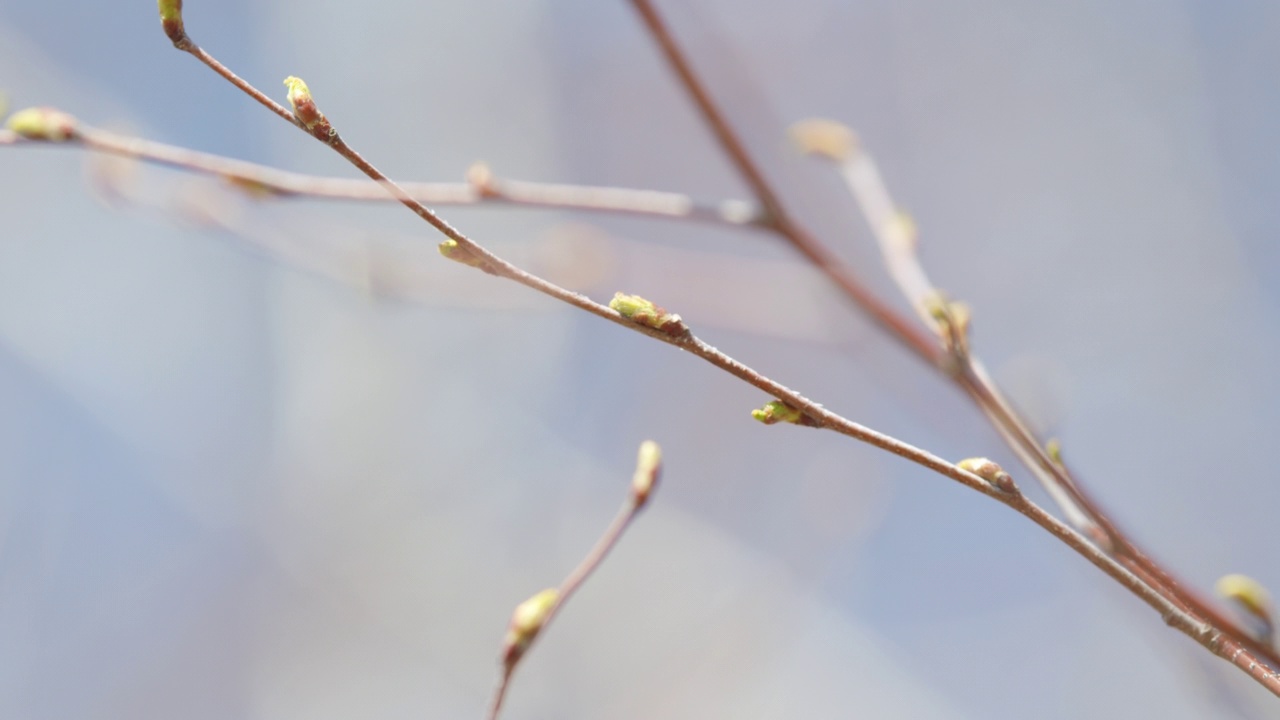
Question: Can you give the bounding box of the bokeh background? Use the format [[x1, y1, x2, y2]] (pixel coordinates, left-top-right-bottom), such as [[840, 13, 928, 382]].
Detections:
[[2, 1, 1280, 718]]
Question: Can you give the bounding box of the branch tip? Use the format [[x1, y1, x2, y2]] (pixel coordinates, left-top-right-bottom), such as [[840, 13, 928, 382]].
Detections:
[[6, 107, 76, 142], [957, 457, 1018, 494], [789, 118, 859, 162], [608, 292, 690, 338], [631, 440, 662, 509]]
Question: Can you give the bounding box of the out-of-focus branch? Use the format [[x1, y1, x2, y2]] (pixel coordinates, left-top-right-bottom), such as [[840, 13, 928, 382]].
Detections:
[[789, 116, 1280, 676], [0, 124, 765, 228], [489, 441, 663, 720], [787, 118, 1094, 532]]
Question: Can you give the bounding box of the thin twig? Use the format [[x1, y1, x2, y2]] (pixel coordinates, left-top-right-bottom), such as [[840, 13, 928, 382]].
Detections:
[[489, 442, 662, 720], [624, 0, 1280, 685], [806, 127, 1094, 529], [487, 506, 638, 720], [159, 7, 1280, 698], [624, 0, 941, 365], [0, 125, 765, 228], [816, 123, 1280, 673]]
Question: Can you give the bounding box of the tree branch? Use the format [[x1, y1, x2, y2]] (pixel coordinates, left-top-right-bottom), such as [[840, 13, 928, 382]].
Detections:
[[144, 7, 1280, 697], [489, 441, 663, 720], [0, 125, 765, 229], [623, 0, 1280, 687]]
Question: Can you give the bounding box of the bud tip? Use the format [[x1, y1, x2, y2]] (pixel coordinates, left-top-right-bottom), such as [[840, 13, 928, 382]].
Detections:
[[631, 440, 662, 508]]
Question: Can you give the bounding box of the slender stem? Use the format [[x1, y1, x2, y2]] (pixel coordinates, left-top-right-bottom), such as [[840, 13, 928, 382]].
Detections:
[[624, 0, 1280, 684], [1, 125, 765, 228], [834, 137, 1280, 671], [489, 479, 648, 719], [832, 146, 1095, 529], [625, 0, 940, 364], [166, 19, 1280, 697], [175, 38, 299, 126]]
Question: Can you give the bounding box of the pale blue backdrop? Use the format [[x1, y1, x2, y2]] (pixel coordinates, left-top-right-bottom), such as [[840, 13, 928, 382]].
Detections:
[[1, 2, 1279, 718]]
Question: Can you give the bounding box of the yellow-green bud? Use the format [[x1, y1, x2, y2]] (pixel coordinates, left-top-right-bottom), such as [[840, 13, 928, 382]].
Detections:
[[158, 0, 186, 43], [924, 292, 971, 359], [631, 440, 662, 509], [1046, 438, 1064, 465], [608, 292, 690, 338], [283, 76, 326, 131], [438, 238, 485, 268], [6, 107, 76, 142], [751, 400, 805, 426], [1216, 574, 1273, 629], [502, 588, 559, 670], [609, 292, 655, 318]]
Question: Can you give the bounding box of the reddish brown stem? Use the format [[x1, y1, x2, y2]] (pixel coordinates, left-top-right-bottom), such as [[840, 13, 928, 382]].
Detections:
[[161, 9, 1280, 699], [625, 0, 1280, 686], [625, 0, 940, 364]]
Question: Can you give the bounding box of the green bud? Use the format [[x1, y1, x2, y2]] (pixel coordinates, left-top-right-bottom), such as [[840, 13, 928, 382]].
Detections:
[[158, 0, 186, 43], [751, 400, 805, 426], [502, 588, 559, 670], [1216, 574, 1273, 625], [6, 107, 76, 142], [284, 76, 327, 131], [608, 292, 690, 338], [438, 239, 484, 268]]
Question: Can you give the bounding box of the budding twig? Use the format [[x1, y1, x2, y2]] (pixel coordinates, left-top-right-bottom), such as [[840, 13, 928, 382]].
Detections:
[[625, 0, 1280, 693], [489, 441, 664, 720], [790, 114, 1280, 676], [149, 0, 1280, 697], [791, 117, 1092, 528], [0, 118, 760, 226]]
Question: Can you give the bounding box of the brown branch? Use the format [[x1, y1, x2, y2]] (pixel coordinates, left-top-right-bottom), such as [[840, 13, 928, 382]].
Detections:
[[489, 442, 662, 720], [789, 121, 1096, 530], [807, 120, 1280, 674], [624, 0, 940, 365], [0, 124, 764, 229], [151, 13, 1280, 696], [624, 0, 1280, 691]]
